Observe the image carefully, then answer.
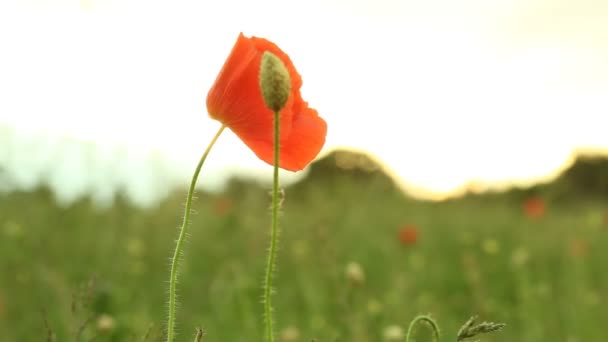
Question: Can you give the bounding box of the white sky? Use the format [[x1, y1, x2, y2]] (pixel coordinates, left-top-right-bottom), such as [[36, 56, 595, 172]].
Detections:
[[0, 0, 607, 205]]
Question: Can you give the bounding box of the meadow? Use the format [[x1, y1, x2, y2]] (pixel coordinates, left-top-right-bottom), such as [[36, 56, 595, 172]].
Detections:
[[1, 151, 607, 341]]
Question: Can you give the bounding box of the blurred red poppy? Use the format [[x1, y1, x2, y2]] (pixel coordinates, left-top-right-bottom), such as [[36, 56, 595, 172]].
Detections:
[[398, 225, 418, 245], [569, 238, 590, 258], [213, 197, 233, 216], [523, 196, 546, 219], [206, 33, 327, 171]]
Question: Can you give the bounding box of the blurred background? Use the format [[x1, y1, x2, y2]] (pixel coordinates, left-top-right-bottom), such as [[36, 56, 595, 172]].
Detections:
[[1, 0, 607, 341]]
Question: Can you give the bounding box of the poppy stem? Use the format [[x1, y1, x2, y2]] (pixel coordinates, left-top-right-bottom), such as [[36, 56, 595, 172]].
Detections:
[[264, 110, 281, 342], [166, 124, 226, 342], [405, 314, 440, 342]]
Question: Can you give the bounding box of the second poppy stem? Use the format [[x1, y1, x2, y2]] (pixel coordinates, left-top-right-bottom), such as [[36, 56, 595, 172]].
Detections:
[[264, 110, 281, 342], [166, 124, 226, 342]]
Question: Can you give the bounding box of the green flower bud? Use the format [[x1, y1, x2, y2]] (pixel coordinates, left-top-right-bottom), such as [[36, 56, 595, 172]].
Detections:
[[259, 51, 291, 112]]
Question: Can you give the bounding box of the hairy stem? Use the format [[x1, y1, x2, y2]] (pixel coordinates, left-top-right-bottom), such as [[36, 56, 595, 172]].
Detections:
[[263, 110, 281, 342], [166, 124, 226, 342]]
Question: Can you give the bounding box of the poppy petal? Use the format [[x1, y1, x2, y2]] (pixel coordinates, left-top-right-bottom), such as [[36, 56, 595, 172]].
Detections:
[[207, 34, 294, 141], [206, 33, 327, 171], [279, 107, 327, 171], [236, 106, 327, 171]]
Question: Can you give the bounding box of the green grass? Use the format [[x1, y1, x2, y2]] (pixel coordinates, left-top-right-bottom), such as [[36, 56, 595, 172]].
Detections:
[[1, 163, 607, 341]]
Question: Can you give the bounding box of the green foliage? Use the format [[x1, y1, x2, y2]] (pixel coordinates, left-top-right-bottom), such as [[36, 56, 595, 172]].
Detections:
[[0, 155, 607, 341]]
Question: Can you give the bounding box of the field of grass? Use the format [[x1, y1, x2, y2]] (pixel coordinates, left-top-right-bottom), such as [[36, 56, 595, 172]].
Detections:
[[1, 153, 607, 341]]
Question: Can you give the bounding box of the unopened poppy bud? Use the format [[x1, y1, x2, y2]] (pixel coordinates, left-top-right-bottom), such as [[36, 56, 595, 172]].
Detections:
[[259, 51, 291, 112]]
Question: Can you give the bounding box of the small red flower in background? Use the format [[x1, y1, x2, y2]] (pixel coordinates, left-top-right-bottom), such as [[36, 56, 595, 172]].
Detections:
[[398, 224, 418, 245], [523, 196, 546, 219], [569, 238, 590, 258], [212, 197, 233, 217], [206, 33, 327, 171]]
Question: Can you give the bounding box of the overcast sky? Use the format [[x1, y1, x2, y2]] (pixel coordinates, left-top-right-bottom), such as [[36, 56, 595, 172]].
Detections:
[[0, 0, 607, 206]]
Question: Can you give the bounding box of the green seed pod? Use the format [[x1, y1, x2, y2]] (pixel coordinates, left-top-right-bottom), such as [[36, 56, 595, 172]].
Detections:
[[259, 51, 291, 112]]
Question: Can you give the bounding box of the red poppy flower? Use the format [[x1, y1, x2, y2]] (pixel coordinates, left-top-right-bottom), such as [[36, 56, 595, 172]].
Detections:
[[398, 224, 418, 245], [206, 33, 327, 171], [523, 196, 546, 219]]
